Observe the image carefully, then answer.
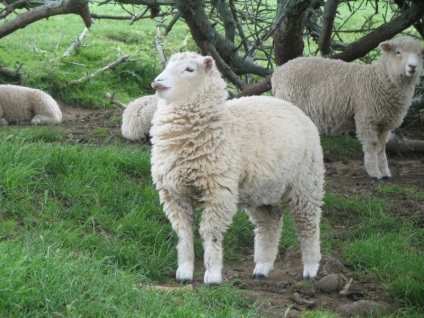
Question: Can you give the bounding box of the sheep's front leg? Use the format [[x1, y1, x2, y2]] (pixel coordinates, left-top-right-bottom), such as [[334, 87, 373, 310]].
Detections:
[[378, 131, 392, 179], [161, 191, 195, 283], [245, 205, 282, 279], [357, 125, 382, 179], [200, 197, 238, 285]]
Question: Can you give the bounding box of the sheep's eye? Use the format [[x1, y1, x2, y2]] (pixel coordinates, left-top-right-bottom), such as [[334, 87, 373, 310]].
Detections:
[[395, 50, 401, 55], [184, 67, 194, 73]]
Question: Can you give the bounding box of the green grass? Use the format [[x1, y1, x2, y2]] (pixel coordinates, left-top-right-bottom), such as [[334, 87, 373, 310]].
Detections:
[[323, 186, 424, 314], [0, 128, 268, 317]]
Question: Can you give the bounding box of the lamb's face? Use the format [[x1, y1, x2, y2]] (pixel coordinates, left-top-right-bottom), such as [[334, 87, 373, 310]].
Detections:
[[151, 53, 214, 103], [379, 37, 424, 79]]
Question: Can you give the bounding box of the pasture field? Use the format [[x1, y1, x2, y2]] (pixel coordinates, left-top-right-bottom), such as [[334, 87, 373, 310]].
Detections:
[[0, 2, 423, 317]]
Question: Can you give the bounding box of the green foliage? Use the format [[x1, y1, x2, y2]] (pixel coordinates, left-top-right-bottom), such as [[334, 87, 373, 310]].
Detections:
[[0, 129, 266, 317], [320, 134, 362, 158]]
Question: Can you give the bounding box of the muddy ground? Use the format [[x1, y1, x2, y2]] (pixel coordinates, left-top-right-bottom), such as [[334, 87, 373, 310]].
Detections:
[[56, 105, 424, 317]]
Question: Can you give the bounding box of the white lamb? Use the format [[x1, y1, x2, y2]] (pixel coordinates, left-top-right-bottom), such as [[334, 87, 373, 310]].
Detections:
[[0, 84, 62, 125], [272, 35, 424, 180], [121, 94, 158, 141], [150, 52, 325, 285]]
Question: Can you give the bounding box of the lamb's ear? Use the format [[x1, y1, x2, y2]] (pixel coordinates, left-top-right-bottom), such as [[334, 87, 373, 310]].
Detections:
[[203, 56, 215, 72], [379, 41, 392, 53]]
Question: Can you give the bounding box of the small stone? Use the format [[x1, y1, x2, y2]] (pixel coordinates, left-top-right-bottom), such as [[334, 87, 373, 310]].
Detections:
[[335, 300, 394, 318], [316, 274, 347, 293], [320, 255, 345, 275], [297, 279, 317, 297]]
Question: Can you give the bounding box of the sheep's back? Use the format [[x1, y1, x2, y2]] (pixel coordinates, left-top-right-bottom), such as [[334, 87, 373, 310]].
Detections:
[[227, 96, 324, 206], [0, 85, 35, 122], [271, 57, 362, 134], [122, 95, 158, 140]]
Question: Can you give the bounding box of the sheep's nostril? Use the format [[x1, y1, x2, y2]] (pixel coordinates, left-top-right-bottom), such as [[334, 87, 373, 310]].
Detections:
[[408, 64, 416, 70]]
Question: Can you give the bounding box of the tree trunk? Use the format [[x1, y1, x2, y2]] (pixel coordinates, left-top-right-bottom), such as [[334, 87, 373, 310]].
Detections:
[[318, 0, 340, 56], [273, 0, 311, 66]]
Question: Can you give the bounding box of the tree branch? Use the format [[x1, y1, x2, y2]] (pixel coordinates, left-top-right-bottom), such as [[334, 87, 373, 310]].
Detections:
[[330, 1, 424, 62], [0, 0, 92, 39], [67, 55, 130, 85]]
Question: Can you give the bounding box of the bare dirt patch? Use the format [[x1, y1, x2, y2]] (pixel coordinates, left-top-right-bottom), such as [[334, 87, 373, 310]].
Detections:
[[59, 105, 424, 317]]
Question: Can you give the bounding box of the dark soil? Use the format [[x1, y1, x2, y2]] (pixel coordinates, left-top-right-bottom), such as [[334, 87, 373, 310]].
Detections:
[[58, 104, 424, 317]]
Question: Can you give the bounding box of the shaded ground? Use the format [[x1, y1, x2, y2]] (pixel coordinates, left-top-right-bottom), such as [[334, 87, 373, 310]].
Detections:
[[58, 105, 424, 317]]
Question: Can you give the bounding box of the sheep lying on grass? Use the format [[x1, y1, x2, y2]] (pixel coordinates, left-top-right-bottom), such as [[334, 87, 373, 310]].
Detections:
[[272, 36, 424, 180], [0, 84, 62, 125], [121, 95, 158, 141], [150, 52, 324, 285]]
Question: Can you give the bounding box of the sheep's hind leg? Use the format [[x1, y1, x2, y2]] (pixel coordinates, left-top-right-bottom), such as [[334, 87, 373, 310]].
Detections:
[[288, 197, 321, 279], [162, 192, 195, 283], [0, 118, 9, 125], [244, 205, 282, 279], [378, 131, 392, 179], [31, 115, 56, 125], [200, 197, 238, 285]]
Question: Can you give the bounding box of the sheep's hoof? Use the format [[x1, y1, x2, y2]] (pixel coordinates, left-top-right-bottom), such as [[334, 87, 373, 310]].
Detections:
[[205, 282, 221, 288], [176, 278, 192, 285], [252, 273, 267, 280], [371, 176, 382, 181], [382, 176, 392, 180]]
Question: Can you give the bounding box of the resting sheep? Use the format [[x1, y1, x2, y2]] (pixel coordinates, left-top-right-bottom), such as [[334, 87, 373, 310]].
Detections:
[[271, 35, 424, 180], [121, 94, 158, 141], [0, 84, 62, 125], [150, 52, 324, 285]]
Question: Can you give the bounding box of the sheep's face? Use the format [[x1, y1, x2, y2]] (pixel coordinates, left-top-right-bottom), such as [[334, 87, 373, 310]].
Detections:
[[151, 53, 215, 103], [379, 37, 424, 79]]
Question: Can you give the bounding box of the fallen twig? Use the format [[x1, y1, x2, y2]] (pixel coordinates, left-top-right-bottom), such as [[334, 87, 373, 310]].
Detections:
[[134, 284, 194, 293], [339, 278, 353, 296], [62, 27, 89, 58], [105, 92, 127, 109], [67, 55, 130, 85]]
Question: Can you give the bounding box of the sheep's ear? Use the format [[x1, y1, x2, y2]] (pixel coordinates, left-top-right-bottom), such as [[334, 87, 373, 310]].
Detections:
[[203, 56, 214, 72], [379, 41, 392, 53]]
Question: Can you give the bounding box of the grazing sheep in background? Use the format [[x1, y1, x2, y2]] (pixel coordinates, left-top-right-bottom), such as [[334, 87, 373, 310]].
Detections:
[[272, 35, 424, 180], [121, 94, 158, 141], [0, 84, 62, 125], [150, 52, 324, 285]]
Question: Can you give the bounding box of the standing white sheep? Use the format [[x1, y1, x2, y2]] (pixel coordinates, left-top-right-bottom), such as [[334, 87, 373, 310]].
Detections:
[[121, 94, 158, 141], [150, 52, 324, 285], [0, 84, 62, 125], [272, 36, 424, 180]]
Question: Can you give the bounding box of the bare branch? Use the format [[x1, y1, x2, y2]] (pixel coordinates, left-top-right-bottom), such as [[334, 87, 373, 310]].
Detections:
[[62, 27, 89, 58], [105, 93, 127, 109], [67, 55, 130, 85], [0, 0, 92, 39]]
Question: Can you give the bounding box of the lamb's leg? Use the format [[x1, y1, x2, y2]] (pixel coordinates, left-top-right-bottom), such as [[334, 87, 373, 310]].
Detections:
[[357, 127, 382, 179], [378, 131, 392, 179], [200, 197, 237, 285], [31, 115, 58, 125], [161, 191, 195, 283], [288, 197, 321, 279], [244, 205, 282, 279]]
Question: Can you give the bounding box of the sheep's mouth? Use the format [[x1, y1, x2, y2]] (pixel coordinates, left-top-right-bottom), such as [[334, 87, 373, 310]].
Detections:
[[151, 82, 170, 91]]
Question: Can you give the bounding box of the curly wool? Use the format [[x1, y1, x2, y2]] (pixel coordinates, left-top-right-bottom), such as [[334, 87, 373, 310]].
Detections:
[[150, 51, 324, 285], [0, 84, 62, 125], [272, 36, 424, 179], [121, 94, 158, 141]]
